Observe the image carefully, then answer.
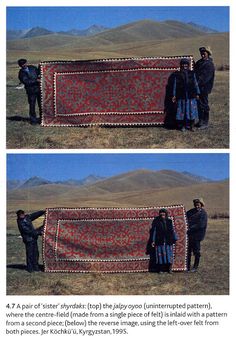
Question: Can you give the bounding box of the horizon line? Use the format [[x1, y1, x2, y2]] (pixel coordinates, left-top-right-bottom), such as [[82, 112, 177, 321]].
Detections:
[[7, 168, 229, 183], [7, 18, 225, 33]]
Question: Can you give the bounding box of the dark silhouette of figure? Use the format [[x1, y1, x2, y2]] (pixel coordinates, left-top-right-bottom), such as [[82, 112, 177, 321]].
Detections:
[[18, 58, 42, 124], [147, 209, 177, 273], [16, 209, 45, 272], [187, 198, 208, 272]]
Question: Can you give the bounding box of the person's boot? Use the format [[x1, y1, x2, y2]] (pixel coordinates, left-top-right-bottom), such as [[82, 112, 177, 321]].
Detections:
[[187, 252, 191, 272], [30, 115, 38, 125], [176, 120, 185, 131], [196, 110, 205, 127], [33, 264, 41, 272], [196, 119, 203, 128], [190, 120, 195, 131], [198, 124, 208, 130], [191, 256, 200, 272], [198, 111, 209, 129]]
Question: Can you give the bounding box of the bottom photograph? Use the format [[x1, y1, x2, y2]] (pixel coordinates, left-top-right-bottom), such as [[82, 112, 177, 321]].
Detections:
[[6, 153, 229, 295]]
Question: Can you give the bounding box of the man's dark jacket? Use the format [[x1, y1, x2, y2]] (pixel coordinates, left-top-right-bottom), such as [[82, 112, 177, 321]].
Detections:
[[17, 210, 45, 243], [194, 58, 215, 94], [187, 208, 208, 241], [18, 65, 40, 95]]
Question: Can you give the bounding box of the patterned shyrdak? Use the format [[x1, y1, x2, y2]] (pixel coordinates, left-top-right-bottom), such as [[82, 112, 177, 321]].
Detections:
[[40, 56, 193, 126], [43, 206, 188, 273]]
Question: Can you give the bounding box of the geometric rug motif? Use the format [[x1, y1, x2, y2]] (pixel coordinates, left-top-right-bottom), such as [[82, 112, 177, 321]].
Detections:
[[40, 56, 193, 126], [42, 205, 188, 272]]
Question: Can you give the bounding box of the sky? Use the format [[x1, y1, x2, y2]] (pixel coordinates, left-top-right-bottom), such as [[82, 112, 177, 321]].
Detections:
[[6, 6, 229, 32], [7, 153, 229, 181]]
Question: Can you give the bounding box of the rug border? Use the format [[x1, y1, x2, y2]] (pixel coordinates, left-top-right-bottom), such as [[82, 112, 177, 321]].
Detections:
[[40, 55, 194, 65]]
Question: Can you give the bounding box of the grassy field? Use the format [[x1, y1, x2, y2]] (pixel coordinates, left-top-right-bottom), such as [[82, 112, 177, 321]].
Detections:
[[6, 31, 229, 149], [6, 219, 229, 295]]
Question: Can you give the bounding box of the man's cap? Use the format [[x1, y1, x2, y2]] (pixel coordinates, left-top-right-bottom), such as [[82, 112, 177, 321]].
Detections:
[[193, 198, 205, 207], [17, 58, 27, 67], [16, 209, 25, 216], [199, 46, 212, 56]]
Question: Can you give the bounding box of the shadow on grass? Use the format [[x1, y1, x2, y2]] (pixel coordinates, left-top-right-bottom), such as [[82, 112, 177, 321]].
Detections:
[[103, 124, 176, 130], [7, 264, 27, 270], [7, 116, 42, 126], [7, 264, 44, 272], [7, 116, 30, 123]]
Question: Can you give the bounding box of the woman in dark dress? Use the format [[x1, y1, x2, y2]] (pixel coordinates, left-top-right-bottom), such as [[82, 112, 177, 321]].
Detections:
[[148, 208, 177, 273], [172, 58, 200, 131]]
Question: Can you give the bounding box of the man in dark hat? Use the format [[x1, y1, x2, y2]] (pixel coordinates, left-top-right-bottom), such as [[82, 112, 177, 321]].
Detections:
[[194, 47, 215, 129], [17, 58, 41, 124], [16, 209, 45, 272], [186, 198, 208, 272]]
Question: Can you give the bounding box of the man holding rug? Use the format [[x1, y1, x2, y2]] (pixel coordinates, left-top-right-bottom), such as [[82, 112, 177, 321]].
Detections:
[[16, 209, 45, 272], [17, 58, 42, 125]]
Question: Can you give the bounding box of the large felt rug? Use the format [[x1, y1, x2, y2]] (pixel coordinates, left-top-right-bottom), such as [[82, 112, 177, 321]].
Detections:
[[43, 206, 188, 272], [40, 56, 193, 126]]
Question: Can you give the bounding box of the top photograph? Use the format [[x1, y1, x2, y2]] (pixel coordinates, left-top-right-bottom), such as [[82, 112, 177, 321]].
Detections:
[[6, 6, 229, 149]]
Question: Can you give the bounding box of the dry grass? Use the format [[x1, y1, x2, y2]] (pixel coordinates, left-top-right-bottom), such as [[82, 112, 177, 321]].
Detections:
[[6, 219, 229, 295]]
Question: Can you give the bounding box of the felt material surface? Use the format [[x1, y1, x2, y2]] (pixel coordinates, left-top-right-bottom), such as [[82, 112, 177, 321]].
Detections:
[[40, 56, 193, 126], [43, 206, 188, 272]]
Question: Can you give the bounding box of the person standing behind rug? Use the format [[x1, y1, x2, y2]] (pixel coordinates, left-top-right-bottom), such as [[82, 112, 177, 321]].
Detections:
[[149, 208, 177, 273], [186, 198, 208, 272], [194, 47, 215, 129], [16, 209, 45, 272], [172, 58, 200, 132], [18, 58, 42, 125]]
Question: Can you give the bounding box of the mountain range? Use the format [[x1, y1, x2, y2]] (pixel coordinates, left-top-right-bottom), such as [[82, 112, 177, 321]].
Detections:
[[7, 169, 214, 192], [6, 20, 219, 41], [7, 174, 105, 191], [7, 24, 108, 40]]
